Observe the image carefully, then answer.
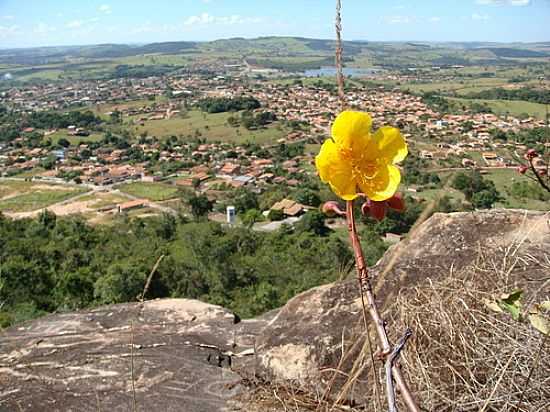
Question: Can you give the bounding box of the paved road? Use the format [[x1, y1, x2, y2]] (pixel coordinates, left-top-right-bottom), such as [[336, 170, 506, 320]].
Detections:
[[252, 216, 303, 232]]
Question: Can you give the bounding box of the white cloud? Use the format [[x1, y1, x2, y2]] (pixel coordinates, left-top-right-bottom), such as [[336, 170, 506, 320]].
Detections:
[[66, 20, 83, 29], [429, 16, 442, 22], [184, 13, 263, 26], [475, 0, 530, 5], [99, 4, 112, 14], [1, 15, 15, 20], [34, 22, 56, 34], [472, 13, 491, 20], [384, 15, 413, 24], [0, 24, 19, 38]]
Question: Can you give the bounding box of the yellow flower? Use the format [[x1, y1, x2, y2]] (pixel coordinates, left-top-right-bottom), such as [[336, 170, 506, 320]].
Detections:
[[315, 111, 407, 201]]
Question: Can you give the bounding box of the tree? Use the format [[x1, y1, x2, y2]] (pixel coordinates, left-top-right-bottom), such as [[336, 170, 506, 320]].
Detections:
[[452, 170, 501, 208], [233, 189, 259, 213], [268, 209, 285, 221], [57, 138, 71, 148], [240, 209, 263, 228], [293, 188, 321, 207], [295, 210, 330, 236], [157, 213, 177, 240], [38, 210, 56, 230], [40, 155, 57, 170], [94, 263, 145, 304], [471, 190, 500, 209], [188, 194, 213, 219]]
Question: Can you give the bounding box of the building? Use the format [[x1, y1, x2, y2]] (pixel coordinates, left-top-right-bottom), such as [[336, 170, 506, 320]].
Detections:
[[270, 199, 309, 217], [226, 206, 236, 225], [117, 199, 148, 213]]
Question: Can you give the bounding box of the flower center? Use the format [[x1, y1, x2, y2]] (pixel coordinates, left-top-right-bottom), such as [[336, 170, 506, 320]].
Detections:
[[339, 146, 380, 183]]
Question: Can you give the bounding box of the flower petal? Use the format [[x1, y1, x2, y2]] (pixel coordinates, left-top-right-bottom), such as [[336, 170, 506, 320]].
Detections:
[[315, 139, 357, 200], [330, 175, 358, 200], [358, 164, 401, 202], [315, 139, 339, 183], [372, 126, 408, 164], [331, 111, 372, 149]]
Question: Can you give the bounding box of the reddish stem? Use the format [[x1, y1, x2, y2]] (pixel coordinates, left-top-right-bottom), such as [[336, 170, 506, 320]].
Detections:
[[346, 200, 420, 412], [528, 158, 550, 193]]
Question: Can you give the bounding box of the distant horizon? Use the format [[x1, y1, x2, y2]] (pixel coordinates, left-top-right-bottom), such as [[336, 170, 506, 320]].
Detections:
[[1, 1, 549, 49], [2, 35, 550, 52]]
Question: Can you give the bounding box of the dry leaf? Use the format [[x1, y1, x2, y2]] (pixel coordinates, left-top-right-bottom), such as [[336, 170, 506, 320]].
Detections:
[[528, 314, 549, 335]]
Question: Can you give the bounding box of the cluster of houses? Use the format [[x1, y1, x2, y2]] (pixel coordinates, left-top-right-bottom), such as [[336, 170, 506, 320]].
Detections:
[[0, 135, 310, 194], [2, 71, 548, 217]]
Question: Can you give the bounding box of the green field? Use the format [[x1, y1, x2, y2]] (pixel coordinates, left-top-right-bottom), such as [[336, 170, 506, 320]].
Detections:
[[47, 130, 103, 145], [449, 97, 547, 120], [112, 54, 190, 66], [0, 180, 87, 212], [130, 110, 288, 144], [116, 182, 180, 201], [399, 78, 509, 95], [436, 168, 550, 211]]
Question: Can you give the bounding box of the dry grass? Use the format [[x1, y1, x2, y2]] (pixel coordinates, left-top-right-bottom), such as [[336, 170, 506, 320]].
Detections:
[[239, 238, 549, 411], [388, 247, 550, 412]]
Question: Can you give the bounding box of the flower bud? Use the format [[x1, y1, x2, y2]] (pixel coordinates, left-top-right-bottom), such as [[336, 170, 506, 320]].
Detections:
[[517, 165, 529, 175], [386, 193, 405, 212], [368, 200, 387, 221], [526, 149, 538, 160], [321, 201, 346, 217], [361, 202, 370, 216]]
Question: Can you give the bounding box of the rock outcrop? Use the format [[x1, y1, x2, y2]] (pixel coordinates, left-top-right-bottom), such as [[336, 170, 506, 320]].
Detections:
[[1, 209, 548, 411], [254, 209, 550, 402], [0, 299, 273, 412]]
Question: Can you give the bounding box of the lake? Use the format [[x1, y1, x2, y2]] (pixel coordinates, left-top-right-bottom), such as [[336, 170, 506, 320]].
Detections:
[[303, 67, 381, 77]]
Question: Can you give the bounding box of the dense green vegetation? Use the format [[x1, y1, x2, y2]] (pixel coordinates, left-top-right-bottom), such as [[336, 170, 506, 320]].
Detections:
[[421, 92, 451, 113], [197, 96, 261, 113], [0, 106, 103, 144], [112, 64, 179, 79], [247, 57, 334, 72], [452, 170, 501, 209], [464, 88, 550, 105], [0, 211, 357, 327]]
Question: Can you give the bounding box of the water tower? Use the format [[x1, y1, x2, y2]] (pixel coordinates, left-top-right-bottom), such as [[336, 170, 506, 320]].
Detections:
[[226, 206, 236, 225]]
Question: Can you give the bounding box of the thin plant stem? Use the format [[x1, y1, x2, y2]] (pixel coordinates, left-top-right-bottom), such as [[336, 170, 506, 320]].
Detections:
[[528, 157, 550, 193], [515, 332, 548, 411], [140, 254, 165, 302], [335, 0, 345, 112], [385, 329, 413, 412], [346, 200, 420, 412]]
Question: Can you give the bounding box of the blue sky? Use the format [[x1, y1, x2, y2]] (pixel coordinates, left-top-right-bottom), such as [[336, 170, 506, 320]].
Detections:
[[0, 0, 549, 48]]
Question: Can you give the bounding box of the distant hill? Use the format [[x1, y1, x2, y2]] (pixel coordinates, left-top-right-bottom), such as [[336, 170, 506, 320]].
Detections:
[[479, 47, 549, 58], [0, 37, 548, 68]]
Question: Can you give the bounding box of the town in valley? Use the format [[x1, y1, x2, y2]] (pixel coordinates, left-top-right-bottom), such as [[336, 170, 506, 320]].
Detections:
[[1, 38, 549, 232]]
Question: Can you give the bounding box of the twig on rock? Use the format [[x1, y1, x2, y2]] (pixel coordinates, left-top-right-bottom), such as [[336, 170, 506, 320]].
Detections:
[[140, 254, 165, 303], [385, 329, 413, 412]]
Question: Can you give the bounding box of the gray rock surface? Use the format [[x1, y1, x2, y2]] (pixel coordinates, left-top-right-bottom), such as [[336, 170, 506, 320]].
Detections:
[[0, 299, 272, 412]]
